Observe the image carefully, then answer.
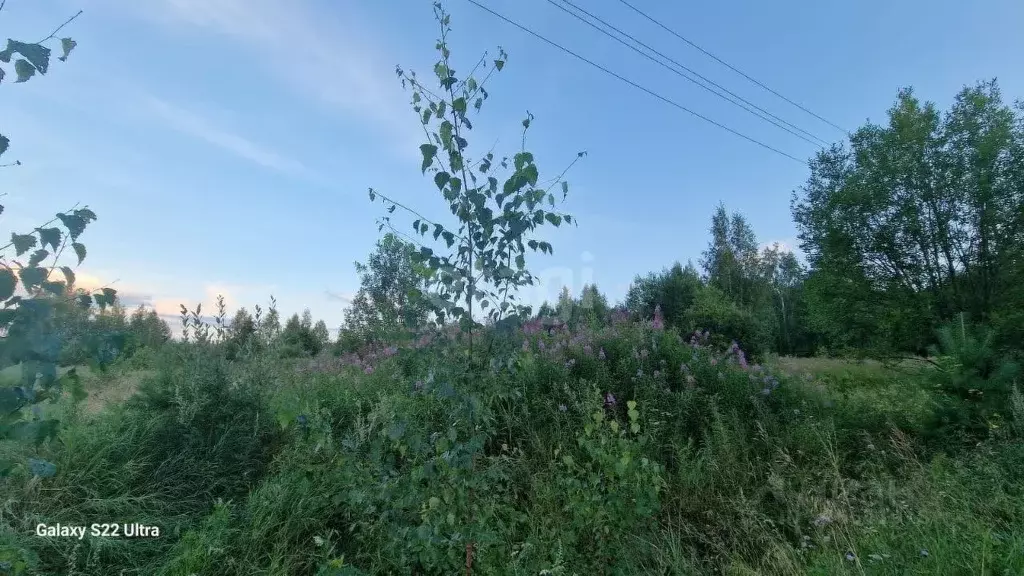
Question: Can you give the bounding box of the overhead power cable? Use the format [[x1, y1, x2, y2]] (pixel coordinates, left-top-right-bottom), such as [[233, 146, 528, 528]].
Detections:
[[551, 0, 830, 148], [617, 0, 850, 135], [461, 0, 808, 165]]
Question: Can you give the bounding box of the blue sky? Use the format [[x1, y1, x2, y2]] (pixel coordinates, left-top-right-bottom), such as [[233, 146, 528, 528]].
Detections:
[[3, 0, 1022, 332]]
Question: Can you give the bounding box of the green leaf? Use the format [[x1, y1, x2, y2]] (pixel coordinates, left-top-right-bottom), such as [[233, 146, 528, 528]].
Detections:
[[11, 233, 37, 256], [76, 293, 92, 308], [36, 227, 61, 251], [420, 223, 428, 234], [0, 269, 16, 301], [0, 387, 24, 413], [452, 97, 467, 114], [494, 59, 505, 71], [442, 231, 455, 248], [545, 213, 562, 227], [9, 419, 60, 445], [60, 266, 75, 286], [14, 59, 36, 82], [59, 38, 77, 62], [42, 281, 65, 296], [18, 266, 47, 291], [1, 40, 50, 74], [433, 224, 443, 240], [71, 242, 86, 265], [439, 121, 453, 148], [561, 181, 569, 199], [28, 249, 49, 268], [368, 188, 376, 201], [57, 213, 87, 240], [101, 287, 117, 304], [528, 240, 538, 251], [434, 171, 450, 191], [0, 134, 8, 157], [420, 144, 438, 173], [28, 458, 57, 478]]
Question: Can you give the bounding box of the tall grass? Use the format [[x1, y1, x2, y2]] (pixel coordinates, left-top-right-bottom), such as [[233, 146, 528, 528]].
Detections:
[[2, 319, 1022, 574]]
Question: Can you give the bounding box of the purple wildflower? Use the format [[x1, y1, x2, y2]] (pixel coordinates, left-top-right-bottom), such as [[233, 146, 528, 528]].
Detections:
[[653, 370, 661, 378], [583, 344, 593, 355], [652, 304, 664, 330], [364, 366, 374, 375], [640, 348, 649, 359], [558, 404, 567, 412], [566, 358, 576, 368], [599, 348, 606, 360]]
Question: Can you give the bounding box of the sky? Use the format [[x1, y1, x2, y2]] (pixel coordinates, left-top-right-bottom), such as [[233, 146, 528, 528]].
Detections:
[[2, 0, 1022, 333]]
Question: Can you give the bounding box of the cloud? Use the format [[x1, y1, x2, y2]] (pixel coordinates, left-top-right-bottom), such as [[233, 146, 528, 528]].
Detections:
[[142, 0, 413, 141], [146, 96, 310, 175]]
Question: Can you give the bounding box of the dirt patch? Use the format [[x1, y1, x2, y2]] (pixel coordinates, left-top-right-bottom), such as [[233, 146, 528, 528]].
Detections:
[[84, 370, 153, 414]]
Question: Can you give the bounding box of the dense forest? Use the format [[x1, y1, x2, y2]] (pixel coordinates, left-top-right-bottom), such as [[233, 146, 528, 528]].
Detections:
[[1, 3, 1022, 575]]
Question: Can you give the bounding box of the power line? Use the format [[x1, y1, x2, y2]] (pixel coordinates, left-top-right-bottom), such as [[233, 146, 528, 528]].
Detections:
[[616, 0, 850, 136], [550, 0, 830, 148], [461, 0, 808, 165]]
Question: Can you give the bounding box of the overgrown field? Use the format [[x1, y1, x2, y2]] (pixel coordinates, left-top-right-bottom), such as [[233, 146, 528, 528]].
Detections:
[[3, 2, 1024, 574], [2, 316, 1022, 575]]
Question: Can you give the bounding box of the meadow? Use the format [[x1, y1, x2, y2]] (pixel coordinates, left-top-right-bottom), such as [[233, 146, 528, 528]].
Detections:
[[2, 2, 1024, 574]]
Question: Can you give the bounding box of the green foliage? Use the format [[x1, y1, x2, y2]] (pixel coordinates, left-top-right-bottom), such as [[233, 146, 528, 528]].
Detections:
[[342, 233, 431, 347], [794, 80, 1024, 355], [0, 204, 114, 478], [926, 317, 1022, 444], [0, 8, 80, 164], [625, 261, 701, 328], [370, 2, 581, 337]]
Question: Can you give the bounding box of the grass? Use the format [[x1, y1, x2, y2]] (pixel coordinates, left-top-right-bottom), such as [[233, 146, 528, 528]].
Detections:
[[2, 325, 1022, 575]]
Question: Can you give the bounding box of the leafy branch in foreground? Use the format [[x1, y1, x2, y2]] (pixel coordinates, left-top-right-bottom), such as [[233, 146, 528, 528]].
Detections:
[[0, 7, 108, 480], [370, 2, 583, 350], [0, 4, 81, 165]]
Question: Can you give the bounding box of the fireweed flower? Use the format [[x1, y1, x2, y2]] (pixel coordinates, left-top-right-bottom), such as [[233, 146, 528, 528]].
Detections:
[[652, 304, 665, 330]]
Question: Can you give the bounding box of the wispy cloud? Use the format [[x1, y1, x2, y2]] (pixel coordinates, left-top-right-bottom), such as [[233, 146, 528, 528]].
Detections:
[[141, 0, 413, 141], [146, 96, 310, 175]]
